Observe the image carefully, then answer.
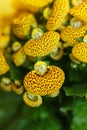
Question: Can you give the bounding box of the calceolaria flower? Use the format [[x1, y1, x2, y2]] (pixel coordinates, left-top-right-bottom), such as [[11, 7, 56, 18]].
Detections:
[[48, 90, 60, 98], [50, 42, 63, 60], [69, 53, 80, 64], [23, 92, 42, 107], [0, 50, 9, 75], [43, 7, 51, 20], [0, 0, 17, 18], [69, 1, 87, 23], [71, 0, 83, 6], [0, 35, 10, 49], [12, 47, 26, 66], [12, 80, 24, 94], [0, 77, 12, 92], [0, 25, 11, 49], [46, 0, 69, 30], [24, 64, 65, 96], [60, 24, 87, 46], [12, 12, 37, 39], [72, 42, 87, 63], [20, 0, 53, 13], [24, 31, 60, 57], [83, 35, 87, 43], [12, 41, 22, 52]]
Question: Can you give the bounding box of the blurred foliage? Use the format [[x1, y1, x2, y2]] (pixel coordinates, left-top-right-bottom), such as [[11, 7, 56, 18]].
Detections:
[[0, 89, 87, 130], [0, 90, 62, 130], [64, 84, 87, 97], [71, 99, 87, 130]]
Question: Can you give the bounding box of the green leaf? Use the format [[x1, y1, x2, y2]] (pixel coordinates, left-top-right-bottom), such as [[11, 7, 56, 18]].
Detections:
[[35, 56, 41, 62], [84, 30, 87, 35], [40, 26, 46, 32], [64, 84, 87, 97], [26, 34, 31, 40], [77, 37, 83, 42], [2, 100, 61, 130], [39, 9, 43, 14], [6, 116, 61, 130], [71, 99, 87, 130], [7, 59, 25, 81], [45, 61, 50, 66], [68, 66, 87, 82]]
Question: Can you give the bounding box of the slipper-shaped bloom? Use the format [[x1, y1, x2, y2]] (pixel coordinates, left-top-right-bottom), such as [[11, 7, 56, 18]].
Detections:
[[50, 42, 63, 60], [71, 0, 83, 6], [12, 80, 24, 95], [46, 0, 69, 30], [0, 25, 10, 49], [69, 1, 87, 23], [24, 66, 65, 96], [20, 0, 53, 13], [72, 42, 87, 63], [0, 35, 10, 49], [12, 47, 26, 66], [0, 77, 12, 92], [24, 31, 60, 57], [60, 24, 87, 46], [0, 50, 9, 75], [23, 92, 42, 107], [69, 53, 80, 64], [12, 12, 37, 39]]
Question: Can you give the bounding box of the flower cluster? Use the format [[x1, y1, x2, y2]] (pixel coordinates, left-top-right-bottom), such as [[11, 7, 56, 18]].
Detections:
[[0, 0, 87, 107]]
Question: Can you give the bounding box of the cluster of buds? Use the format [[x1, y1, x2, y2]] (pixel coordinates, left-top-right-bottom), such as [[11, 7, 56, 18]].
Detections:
[[0, 0, 87, 107]]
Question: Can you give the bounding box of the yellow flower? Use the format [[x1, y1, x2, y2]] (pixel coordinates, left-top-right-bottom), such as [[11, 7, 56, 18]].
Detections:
[[12, 41, 22, 52], [50, 42, 63, 60], [0, 25, 11, 49], [0, 51, 9, 75], [69, 53, 80, 64], [60, 24, 87, 46], [43, 7, 51, 20], [24, 66, 65, 96], [12, 0, 25, 11], [0, 25, 11, 35], [83, 35, 87, 43], [12, 47, 26, 66], [24, 31, 60, 57], [12, 12, 37, 39], [0, 0, 24, 27], [46, 0, 69, 30], [12, 80, 24, 95], [20, 0, 53, 13], [23, 92, 42, 107], [0, 77, 12, 92], [0, 35, 10, 49], [69, 1, 87, 23], [48, 90, 60, 97], [0, 0, 16, 18], [72, 42, 87, 63], [71, 0, 83, 6]]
